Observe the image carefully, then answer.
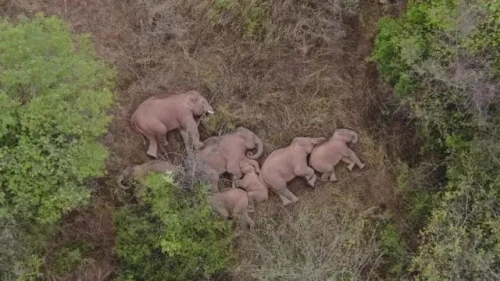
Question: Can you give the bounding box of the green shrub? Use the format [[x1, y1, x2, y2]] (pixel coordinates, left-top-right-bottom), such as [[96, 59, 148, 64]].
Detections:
[[380, 223, 409, 278], [114, 174, 232, 281], [372, 0, 500, 279], [0, 14, 113, 279]]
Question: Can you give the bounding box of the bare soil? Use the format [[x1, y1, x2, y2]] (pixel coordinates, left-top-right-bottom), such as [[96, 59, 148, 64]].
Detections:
[[1, 0, 411, 279]]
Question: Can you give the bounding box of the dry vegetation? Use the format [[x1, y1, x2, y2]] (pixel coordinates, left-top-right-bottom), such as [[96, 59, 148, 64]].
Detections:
[[1, 0, 409, 279]]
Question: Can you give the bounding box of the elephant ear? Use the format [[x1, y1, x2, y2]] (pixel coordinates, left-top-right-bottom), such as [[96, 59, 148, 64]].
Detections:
[[186, 92, 200, 111]]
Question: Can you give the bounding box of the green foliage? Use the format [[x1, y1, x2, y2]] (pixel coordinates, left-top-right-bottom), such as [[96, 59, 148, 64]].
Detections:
[[114, 174, 232, 281], [0, 15, 113, 279], [372, 0, 500, 279], [380, 223, 409, 278]]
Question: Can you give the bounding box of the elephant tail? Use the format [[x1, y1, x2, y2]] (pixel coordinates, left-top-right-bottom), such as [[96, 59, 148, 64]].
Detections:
[[246, 135, 263, 159]]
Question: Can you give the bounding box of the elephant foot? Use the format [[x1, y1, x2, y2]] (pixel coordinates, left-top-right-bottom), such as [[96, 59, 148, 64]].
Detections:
[[283, 197, 299, 207], [359, 163, 366, 170], [320, 173, 330, 181], [147, 152, 158, 159], [307, 175, 317, 187], [279, 194, 292, 206], [329, 174, 338, 182], [347, 163, 355, 171]]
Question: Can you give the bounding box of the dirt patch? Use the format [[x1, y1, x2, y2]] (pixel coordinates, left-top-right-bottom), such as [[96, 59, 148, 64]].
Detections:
[[2, 0, 411, 279]]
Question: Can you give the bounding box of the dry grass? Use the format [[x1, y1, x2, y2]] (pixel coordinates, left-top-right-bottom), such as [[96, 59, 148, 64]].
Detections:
[[1, 0, 411, 279], [233, 199, 383, 281]]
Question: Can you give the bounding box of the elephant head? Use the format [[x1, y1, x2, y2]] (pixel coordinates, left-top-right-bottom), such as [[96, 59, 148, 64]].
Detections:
[[240, 159, 261, 174], [186, 90, 214, 116], [332, 128, 359, 144], [292, 137, 326, 153], [234, 127, 263, 160]]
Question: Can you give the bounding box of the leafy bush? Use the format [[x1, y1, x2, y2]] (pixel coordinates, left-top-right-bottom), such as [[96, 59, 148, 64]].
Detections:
[[0, 15, 113, 279], [372, 0, 500, 279], [114, 174, 232, 281], [380, 223, 409, 279]]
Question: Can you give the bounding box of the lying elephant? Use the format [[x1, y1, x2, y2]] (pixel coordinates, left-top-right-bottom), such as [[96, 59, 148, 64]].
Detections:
[[309, 128, 365, 182], [196, 127, 263, 186], [259, 137, 325, 206], [131, 90, 214, 158], [234, 159, 268, 212], [209, 188, 254, 228], [116, 160, 180, 189]]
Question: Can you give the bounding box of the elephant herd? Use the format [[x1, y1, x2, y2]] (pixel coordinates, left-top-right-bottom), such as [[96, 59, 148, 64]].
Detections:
[[117, 90, 365, 227]]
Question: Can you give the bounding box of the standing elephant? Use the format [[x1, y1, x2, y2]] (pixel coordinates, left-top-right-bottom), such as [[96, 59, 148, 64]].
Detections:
[[196, 127, 263, 183], [309, 128, 365, 182], [259, 137, 325, 206], [116, 160, 180, 189], [234, 159, 268, 212], [131, 90, 214, 158], [209, 188, 254, 228]]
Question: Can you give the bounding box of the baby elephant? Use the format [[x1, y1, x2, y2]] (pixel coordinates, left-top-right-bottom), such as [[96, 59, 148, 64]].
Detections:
[[309, 128, 365, 182], [209, 188, 254, 228], [116, 160, 179, 189], [260, 137, 325, 206], [234, 160, 268, 212]]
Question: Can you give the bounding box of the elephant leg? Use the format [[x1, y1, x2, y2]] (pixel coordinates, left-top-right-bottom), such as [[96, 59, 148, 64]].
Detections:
[[233, 196, 255, 228], [341, 157, 355, 171], [184, 118, 203, 150], [180, 130, 192, 153], [146, 121, 167, 158], [210, 198, 229, 219], [247, 197, 255, 213], [329, 170, 338, 182], [156, 133, 168, 156], [227, 158, 243, 182], [146, 134, 159, 158], [274, 185, 299, 206], [346, 149, 365, 169], [206, 167, 220, 193], [320, 173, 330, 181], [294, 165, 317, 187]]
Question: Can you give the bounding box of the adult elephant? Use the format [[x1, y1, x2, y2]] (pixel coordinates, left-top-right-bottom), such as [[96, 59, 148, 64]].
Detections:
[[131, 90, 214, 158], [259, 137, 325, 206], [196, 127, 263, 186]]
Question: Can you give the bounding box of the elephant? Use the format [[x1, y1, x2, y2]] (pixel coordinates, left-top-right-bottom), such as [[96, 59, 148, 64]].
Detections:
[[131, 90, 214, 158], [195, 127, 263, 185], [234, 159, 268, 212], [309, 128, 365, 182], [259, 137, 325, 206], [209, 188, 255, 228], [116, 160, 179, 189]]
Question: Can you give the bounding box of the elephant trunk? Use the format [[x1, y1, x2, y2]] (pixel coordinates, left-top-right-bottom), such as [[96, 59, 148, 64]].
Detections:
[[116, 174, 130, 190], [351, 131, 359, 144], [246, 135, 263, 159]]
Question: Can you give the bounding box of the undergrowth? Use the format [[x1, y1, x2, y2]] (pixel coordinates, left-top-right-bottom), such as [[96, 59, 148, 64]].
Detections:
[[0, 14, 113, 280], [372, 0, 500, 279], [114, 174, 232, 281]]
